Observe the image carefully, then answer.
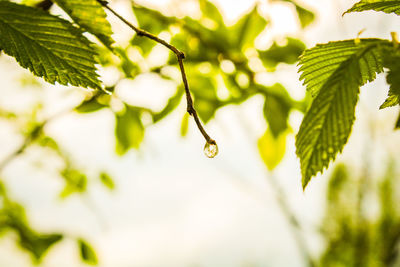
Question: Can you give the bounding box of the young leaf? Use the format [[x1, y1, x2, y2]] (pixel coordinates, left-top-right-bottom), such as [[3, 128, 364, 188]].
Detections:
[[60, 168, 87, 198], [0, 2, 102, 90], [263, 92, 291, 138], [344, 0, 400, 16], [296, 41, 388, 188], [3, 200, 63, 262], [180, 113, 189, 137], [230, 7, 268, 49], [298, 39, 386, 97], [259, 37, 305, 68], [99, 172, 115, 190], [199, 0, 224, 26], [380, 49, 400, 108], [52, 0, 114, 48], [78, 239, 98, 265], [115, 105, 145, 155], [276, 0, 315, 28], [131, 4, 174, 55], [296, 59, 361, 188], [152, 88, 183, 123], [258, 129, 287, 171]]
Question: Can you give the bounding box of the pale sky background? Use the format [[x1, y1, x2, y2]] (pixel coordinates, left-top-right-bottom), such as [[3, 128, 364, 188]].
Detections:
[[0, 0, 399, 266]]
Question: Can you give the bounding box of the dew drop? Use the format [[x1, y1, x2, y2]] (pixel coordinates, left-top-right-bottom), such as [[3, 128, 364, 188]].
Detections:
[[204, 142, 218, 158]]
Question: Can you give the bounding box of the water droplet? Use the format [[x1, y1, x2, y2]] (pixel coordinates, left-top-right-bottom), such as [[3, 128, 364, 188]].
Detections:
[[204, 142, 218, 158]]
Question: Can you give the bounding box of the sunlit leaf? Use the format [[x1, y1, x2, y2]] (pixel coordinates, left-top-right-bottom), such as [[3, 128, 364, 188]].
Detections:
[[0, 2, 102, 89], [294, 3, 315, 28], [229, 6, 268, 49], [52, 0, 114, 48], [380, 49, 400, 108], [115, 105, 145, 155], [99, 172, 115, 190], [78, 239, 98, 265], [114, 47, 141, 78], [60, 168, 87, 198], [75, 96, 108, 113], [131, 3, 174, 55], [199, 0, 224, 25], [258, 129, 287, 171], [263, 87, 292, 138], [3, 200, 62, 262], [298, 39, 387, 97], [344, 0, 400, 16], [180, 113, 189, 137], [152, 88, 183, 123], [296, 41, 388, 188], [259, 38, 305, 69]]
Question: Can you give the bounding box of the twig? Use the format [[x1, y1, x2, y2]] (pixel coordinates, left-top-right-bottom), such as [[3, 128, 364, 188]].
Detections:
[[97, 0, 216, 145], [0, 108, 69, 174], [266, 174, 317, 267]]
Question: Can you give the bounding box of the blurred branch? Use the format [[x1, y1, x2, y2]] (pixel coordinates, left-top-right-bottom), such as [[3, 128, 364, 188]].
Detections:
[[266, 174, 317, 267], [233, 112, 315, 266], [97, 0, 216, 146], [0, 108, 69, 174]]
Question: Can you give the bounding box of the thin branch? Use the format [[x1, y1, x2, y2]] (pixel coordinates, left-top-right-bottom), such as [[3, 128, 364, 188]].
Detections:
[[97, 0, 216, 145], [266, 174, 317, 267], [0, 108, 69, 174]]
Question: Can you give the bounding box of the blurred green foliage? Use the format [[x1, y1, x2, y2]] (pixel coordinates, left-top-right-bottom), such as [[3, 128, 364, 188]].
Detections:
[[0, 181, 63, 262], [320, 162, 400, 267]]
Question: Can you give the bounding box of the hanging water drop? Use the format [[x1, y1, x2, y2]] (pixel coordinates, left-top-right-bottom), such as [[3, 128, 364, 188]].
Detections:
[[204, 142, 218, 158]]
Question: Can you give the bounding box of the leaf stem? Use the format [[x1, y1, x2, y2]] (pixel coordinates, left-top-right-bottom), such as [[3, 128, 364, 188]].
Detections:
[[97, 0, 216, 145]]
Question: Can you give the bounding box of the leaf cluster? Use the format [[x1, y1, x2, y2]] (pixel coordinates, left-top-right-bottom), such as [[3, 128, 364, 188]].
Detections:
[[296, 0, 400, 188]]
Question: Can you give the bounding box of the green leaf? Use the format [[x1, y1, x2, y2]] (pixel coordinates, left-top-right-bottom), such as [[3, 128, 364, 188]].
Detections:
[[199, 0, 224, 26], [78, 239, 98, 265], [229, 6, 268, 49], [115, 105, 145, 155], [60, 168, 87, 198], [131, 3, 174, 55], [298, 39, 386, 97], [262, 87, 292, 138], [152, 88, 183, 123], [294, 3, 315, 28], [184, 66, 219, 123], [180, 113, 189, 137], [0, 2, 102, 90], [4, 200, 62, 262], [75, 96, 107, 113], [344, 0, 400, 16], [258, 129, 287, 171], [277, 0, 315, 28], [114, 47, 140, 78], [259, 37, 305, 69], [380, 49, 400, 108], [99, 172, 115, 190], [396, 112, 400, 129], [296, 41, 387, 189], [52, 0, 114, 48]]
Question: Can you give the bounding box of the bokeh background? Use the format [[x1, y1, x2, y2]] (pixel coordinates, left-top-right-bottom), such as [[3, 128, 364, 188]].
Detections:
[[0, 0, 400, 266]]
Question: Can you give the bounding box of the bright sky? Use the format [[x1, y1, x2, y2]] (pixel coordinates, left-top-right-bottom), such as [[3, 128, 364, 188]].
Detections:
[[0, 0, 399, 266]]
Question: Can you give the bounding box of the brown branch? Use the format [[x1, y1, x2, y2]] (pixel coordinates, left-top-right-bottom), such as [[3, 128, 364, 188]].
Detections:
[[97, 0, 216, 145]]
